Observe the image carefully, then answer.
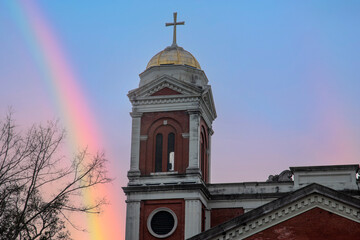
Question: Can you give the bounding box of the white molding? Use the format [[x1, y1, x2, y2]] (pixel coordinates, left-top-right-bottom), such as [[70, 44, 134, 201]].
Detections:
[[129, 115, 141, 175], [130, 74, 203, 98], [188, 111, 201, 170], [125, 201, 141, 240], [132, 102, 200, 114], [209, 193, 360, 240], [208, 199, 275, 210], [126, 190, 209, 209], [182, 133, 190, 138], [132, 96, 199, 106], [185, 199, 202, 239], [139, 135, 148, 141]]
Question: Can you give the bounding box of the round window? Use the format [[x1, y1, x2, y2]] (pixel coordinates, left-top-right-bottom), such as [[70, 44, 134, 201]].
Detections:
[[147, 208, 178, 238]]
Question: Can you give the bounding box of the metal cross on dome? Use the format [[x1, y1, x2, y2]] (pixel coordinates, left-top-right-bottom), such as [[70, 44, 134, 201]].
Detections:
[[166, 12, 185, 47]]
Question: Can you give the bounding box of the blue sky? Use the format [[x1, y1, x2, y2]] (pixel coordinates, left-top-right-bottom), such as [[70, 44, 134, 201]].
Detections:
[[1, 1, 359, 238]]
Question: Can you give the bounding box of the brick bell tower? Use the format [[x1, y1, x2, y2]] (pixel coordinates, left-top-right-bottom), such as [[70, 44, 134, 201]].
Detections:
[[123, 13, 216, 240]]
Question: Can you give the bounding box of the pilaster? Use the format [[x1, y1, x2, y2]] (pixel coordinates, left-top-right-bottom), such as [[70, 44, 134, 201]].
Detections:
[[205, 208, 211, 230], [125, 200, 141, 240], [128, 112, 142, 178], [187, 111, 201, 174], [185, 199, 202, 239]]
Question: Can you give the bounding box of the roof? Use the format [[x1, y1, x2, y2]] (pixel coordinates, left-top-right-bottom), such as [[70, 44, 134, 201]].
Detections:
[[188, 183, 360, 240], [146, 45, 201, 70]]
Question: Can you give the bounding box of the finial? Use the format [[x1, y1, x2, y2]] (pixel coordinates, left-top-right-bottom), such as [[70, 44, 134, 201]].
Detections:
[[165, 12, 185, 47]]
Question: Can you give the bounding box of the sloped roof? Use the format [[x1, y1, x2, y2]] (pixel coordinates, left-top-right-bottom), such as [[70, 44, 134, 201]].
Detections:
[[188, 183, 360, 240]]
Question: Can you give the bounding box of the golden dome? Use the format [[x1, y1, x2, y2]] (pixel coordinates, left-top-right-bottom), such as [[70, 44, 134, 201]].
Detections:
[[146, 45, 201, 70]]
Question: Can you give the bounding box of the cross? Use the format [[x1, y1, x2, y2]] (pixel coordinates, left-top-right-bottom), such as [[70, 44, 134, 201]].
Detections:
[[165, 12, 185, 47]]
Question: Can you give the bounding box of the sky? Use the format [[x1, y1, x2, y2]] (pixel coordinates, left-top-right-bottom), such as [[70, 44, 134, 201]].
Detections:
[[1, 1, 359, 239]]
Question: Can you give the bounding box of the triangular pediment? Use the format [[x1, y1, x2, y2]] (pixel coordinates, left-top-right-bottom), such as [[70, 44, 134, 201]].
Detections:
[[128, 75, 202, 99], [189, 184, 360, 240], [245, 207, 360, 239], [150, 87, 182, 96]]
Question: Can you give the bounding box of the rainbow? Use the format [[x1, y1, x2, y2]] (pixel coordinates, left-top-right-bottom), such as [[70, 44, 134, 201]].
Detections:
[[6, 1, 123, 239]]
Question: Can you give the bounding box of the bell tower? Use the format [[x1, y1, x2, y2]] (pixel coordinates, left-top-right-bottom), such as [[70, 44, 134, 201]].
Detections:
[[123, 13, 216, 240]]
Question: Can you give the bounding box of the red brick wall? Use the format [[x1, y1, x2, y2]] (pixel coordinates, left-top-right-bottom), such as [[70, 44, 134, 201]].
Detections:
[[139, 111, 189, 175], [151, 87, 181, 96], [211, 208, 244, 227], [246, 207, 360, 239], [140, 199, 185, 240]]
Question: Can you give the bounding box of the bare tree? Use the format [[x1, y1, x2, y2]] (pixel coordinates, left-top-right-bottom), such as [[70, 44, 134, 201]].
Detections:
[[0, 113, 112, 240]]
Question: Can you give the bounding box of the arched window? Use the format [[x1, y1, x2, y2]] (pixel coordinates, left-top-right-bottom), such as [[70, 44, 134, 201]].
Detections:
[[142, 116, 185, 175], [153, 128, 176, 172], [155, 134, 163, 172]]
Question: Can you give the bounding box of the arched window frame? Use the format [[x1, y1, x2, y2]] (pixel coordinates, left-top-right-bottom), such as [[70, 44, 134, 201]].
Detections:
[[200, 125, 208, 182], [147, 118, 184, 174]]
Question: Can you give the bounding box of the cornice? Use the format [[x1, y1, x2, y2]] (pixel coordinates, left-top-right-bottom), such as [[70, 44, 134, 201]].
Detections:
[[122, 183, 211, 199], [189, 183, 360, 240], [207, 194, 360, 240], [131, 96, 200, 106]]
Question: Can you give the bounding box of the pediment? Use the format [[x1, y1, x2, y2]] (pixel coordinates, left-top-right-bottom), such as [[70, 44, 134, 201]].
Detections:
[[245, 207, 360, 240], [189, 184, 360, 240], [150, 87, 182, 96], [128, 75, 202, 99]]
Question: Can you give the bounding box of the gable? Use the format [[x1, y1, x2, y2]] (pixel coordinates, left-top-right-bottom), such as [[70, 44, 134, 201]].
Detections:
[[150, 87, 182, 96], [246, 207, 360, 240], [189, 184, 360, 240], [128, 74, 202, 99], [224, 194, 360, 240]]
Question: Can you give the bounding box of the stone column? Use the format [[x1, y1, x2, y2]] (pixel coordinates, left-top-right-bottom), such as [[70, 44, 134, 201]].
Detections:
[[187, 111, 200, 173], [125, 200, 140, 240], [128, 112, 142, 178], [185, 199, 202, 239], [205, 208, 211, 230]]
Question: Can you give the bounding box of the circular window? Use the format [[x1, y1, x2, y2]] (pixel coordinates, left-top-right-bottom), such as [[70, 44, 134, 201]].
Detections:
[[147, 207, 178, 238]]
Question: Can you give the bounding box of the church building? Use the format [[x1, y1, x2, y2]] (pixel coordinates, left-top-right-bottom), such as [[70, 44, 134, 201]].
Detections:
[[123, 13, 360, 240]]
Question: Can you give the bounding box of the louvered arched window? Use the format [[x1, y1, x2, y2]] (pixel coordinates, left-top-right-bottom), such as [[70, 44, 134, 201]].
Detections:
[[154, 130, 176, 172]]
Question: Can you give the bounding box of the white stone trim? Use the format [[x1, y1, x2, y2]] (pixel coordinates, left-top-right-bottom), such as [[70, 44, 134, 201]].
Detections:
[[294, 170, 358, 190], [188, 111, 201, 170], [132, 96, 199, 106], [209, 194, 360, 240], [129, 113, 142, 175], [126, 190, 209, 209], [150, 171, 179, 176], [127, 173, 203, 186], [182, 133, 190, 138], [137, 72, 206, 93], [205, 208, 211, 230], [185, 199, 202, 239], [209, 199, 275, 211], [125, 200, 141, 240], [139, 135, 148, 141], [133, 102, 200, 114]]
